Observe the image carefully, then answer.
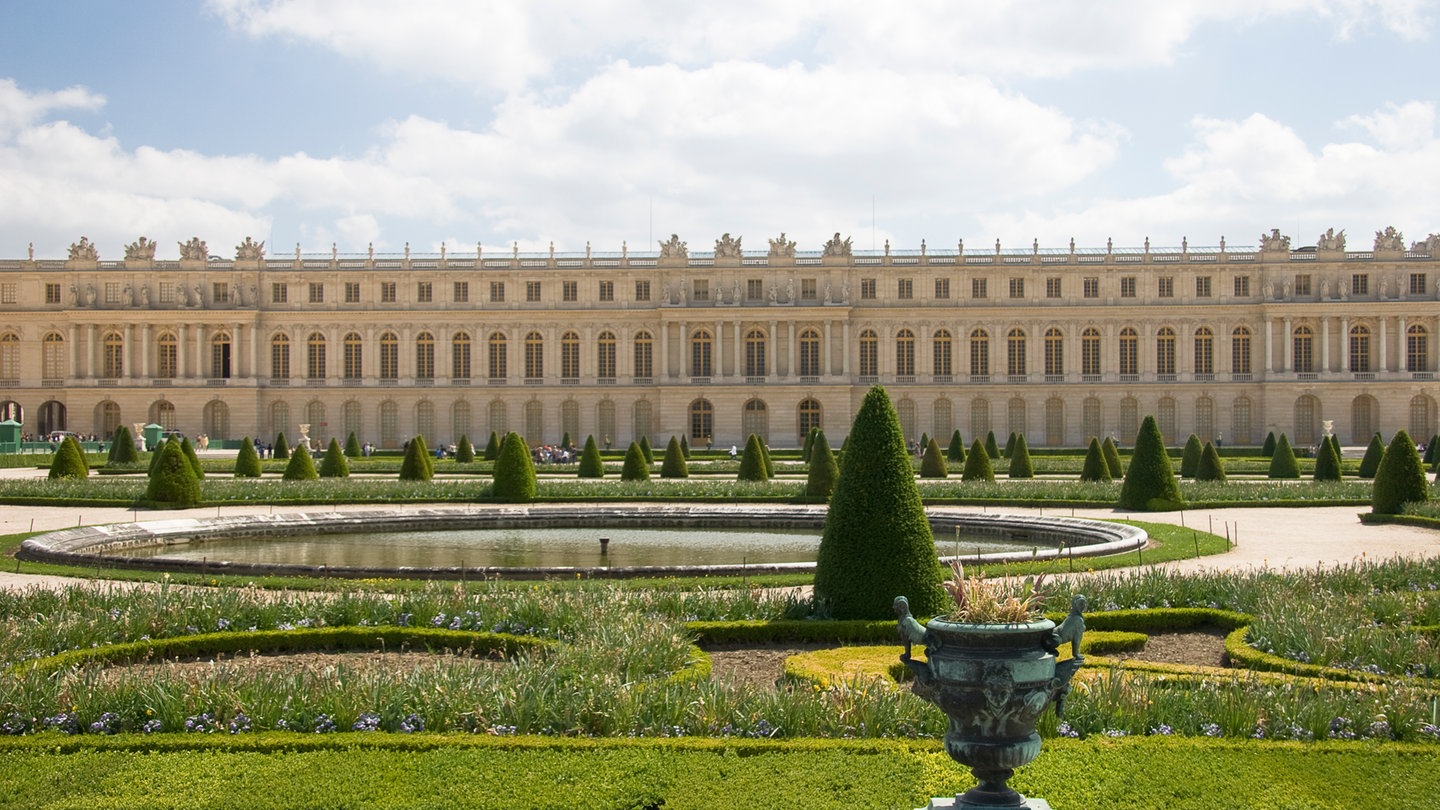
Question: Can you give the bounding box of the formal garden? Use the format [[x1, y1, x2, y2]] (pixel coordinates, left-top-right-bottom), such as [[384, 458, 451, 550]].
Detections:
[[2, 397, 1439, 808]]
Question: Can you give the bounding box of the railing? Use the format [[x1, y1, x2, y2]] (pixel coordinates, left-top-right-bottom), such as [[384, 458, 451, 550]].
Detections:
[[799, 375, 819, 384], [933, 375, 952, 384], [415, 378, 434, 386], [378, 378, 398, 386], [1044, 374, 1064, 383], [691, 376, 710, 384], [1119, 374, 1138, 383], [206, 378, 228, 386], [858, 375, 878, 384], [451, 378, 471, 386], [1233, 373, 1252, 381], [745, 376, 766, 384], [1194, 373, 1215, 382], [895, 375, 915, 383], [1007, 374, 1029, 384], [1414, 372, 1435, 381], [1353, 372, 1375, 381], [970, 374, 990, 383], [152, 379, 172, 386], [488, 377, 507, 385], [1156, 374, 1176, 382], [632, 377, 652, 385], [1081, 374, 1101, 383]]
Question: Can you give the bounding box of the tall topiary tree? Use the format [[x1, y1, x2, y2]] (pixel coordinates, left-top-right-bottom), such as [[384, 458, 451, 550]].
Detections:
[[147, 441, 167, 476], [1118, 415, 1184, 511], [813, 386, 948, 620], [560, 432, 573, 452], [620, 441, 650, 481], [919, 432, 930, 455], [1079, 438, 1111, 482], [1267, 433, 1301, 479], [946, 430, 966, 464], [1179, 434, 1203, 478], [639, 434, 654, 464], [919, 437, 948, 478], [455, 434, 475, 463], [491, 432, 538, 501], [737, 433, 769, 482], [761, 440, 775, 478], [484, 431, 500, 461], [145, 439, 200, 507], [805, 430, 839, 499], [344, 431, 362, 459], [961, 439, 995, 482], [399, 435, 433, 482], [1373, 429, 1430, 515], [1358, 433, 1385, 479], [680, 434, 691, 459], [1261, 431, 1277, 458], [282, 443, 318, 481], [48, 435, 89, 479], [1003, 431, 1017, 459], [1425, 435, 1439, 466], [802, 428, 817, 463], [318, 437, 350, 478], [1313, 434, 1342, 482], [234, 437, 262, 478], [273, 432, 290, 460], [577, 435, 604, 478], [660, 436, 689, 478], [1101, 435, 1124, 479], [984, 431, 1000, 461], [1196, 441, 1227, 483], [1007, 433, 1034, 479], [108, 425, 139, 465], [180, 437, 204, 479]]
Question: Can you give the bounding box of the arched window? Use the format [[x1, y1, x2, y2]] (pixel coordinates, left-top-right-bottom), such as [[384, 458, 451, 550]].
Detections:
[[688, 399, 712, 441], [156, 332, 177, 378], [895, 329, 915, 377], [1293, 326, 1314, 373], [488, 332, 507, 379], [1231, 327, 1252, 375], [102, 331, 124, 378], [1351, 395, 1377, 444], [1408, 324, 1429, 372], [970, 397, 991, 440], [633, 331, 653, 380], [561, 331, 581, 381], [1194, 327, 1214, 376], [270, 401, 290, 437], [1006, 328, 1026, 376], [451, 332, 471, 380], [97, 401, 121, 437], [1158, 397, 1177, 443], [380, 400, 399, 448], [1119, 397, 1139, 442], [633, 399, 652, 443], [1156, 327, 1176, 376], [152, 400, 176, 430], [1119, 327, 1138, 376], [488, 399, 508, 436], [897, 398, 917, 443], [416, 400, 436, 445], [1348, 324, 1371, 373], [745, 328, 767, 377], [524, 332, 544, 380], [1043, 328, 1064, 376], [1231, 397, 1253, 445], [970, 329, 990, 377], [415, 332, 435, 380], [341, 332, 362, 381], [204, 400, 230, 440], [452, 400, 471, 442], [932, 329, 952, 377], [561, 399, 580, 441], [742, 399, 769, 442], [343, 400, 363, 440], [210, 331, 231, 379], [1045, 397, 1064, 446], [1007, 397, 1026, 438], [1195, 396, 1215, 441], [933, 398, 952, 438], [1081, 328, 1101, 377], [858, 329, 878, 377], [596, 331, 616, 380], [1294, 395, 1319, 445], [524, 400, 544, 444], [1409, 394, 1435, 440], [1082, 397, 1102, 442], [42, 332, 66, 380], [798, 328, 821, 377], [270, 333, 290, 380], [597, 400, 616, 445], [798, 398, 823, 442], [306, 332, 327, 380], [306, 400, 325, 434], [690, 329, 713, 378], [378, 332, 398, 380]]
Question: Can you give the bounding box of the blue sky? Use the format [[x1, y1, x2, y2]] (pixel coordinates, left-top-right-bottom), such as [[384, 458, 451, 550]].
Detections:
[[1, 0, 1437, 259]]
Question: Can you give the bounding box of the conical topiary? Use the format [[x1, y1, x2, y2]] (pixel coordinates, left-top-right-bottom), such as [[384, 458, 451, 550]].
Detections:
[[144, 439, 200, 507], [813, 386, 948, 620], [1313, 434, 1342, 482], [1358, 433, 1385, 479], [919, 437, 948, 478], [761, 440, 775, 478], [48, 435, 89, 479], [281, 443, 318, 481], [985, 431, 1000, 461], [108, 425, 139, 465], [620, 441, 650, 481], [1425, 435, 1439, 466], [234, 437, 262, 478], [738, 434, 769, 482], [1007, 433, 1034, 479], [1179, 434, 1203, 478], [1102, 436, 1124, 478], [456, 434, 475, 463], [680, 434, 691, 459], [1003, 431, 1017, 459], [578, 435, 604, 478], [561, 432, 572, 452], [180, 437, 204, 479], [805, 430, 839, 499], [946, 430, 966, 464], [484, 431, 500, 461], [399, 435, 433, 482], [1267, 433, 1301, 479], [803, 428, 817, 464], [1117, 415, 1184, 511], [491, 431, 538, 501], [660, 436, 689, 478], [919, 432, 930, 455], [961, 438, 995, 482], [639, 435, 654, 464], [1196, 441, 1227, 483], [1261, 431, 1276, 458], [344, 431, 362, 459], [1079, 438, 1111, 482], [1373, 429, 1430, 515], [318, 437, 350, 478], [273, 432, 290, 460], [147, 442, 166, 476]]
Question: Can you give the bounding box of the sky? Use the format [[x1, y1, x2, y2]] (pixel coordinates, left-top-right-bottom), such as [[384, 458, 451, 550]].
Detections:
[[1, 0, 1438, 260]]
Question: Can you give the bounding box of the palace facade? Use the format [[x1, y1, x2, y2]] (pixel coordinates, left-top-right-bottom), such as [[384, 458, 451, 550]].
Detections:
[[1, 228, 1438, 450]]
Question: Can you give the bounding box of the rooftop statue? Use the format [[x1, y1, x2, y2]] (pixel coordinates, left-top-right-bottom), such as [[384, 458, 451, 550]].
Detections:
[[1260, 228, 1291, 252], [1375, 226, 1405, 252], [125, 237, 157, 261], [822, 232, 852, 258], [714, 233, 742, 258], [67, 236, 98, 261], [235, 237, 265, 261], [767, 233, 796, 258], [1412, 233, 1440, 253], [178, 237, 208, 261], [1318, 227, 1346, 251], [659, 233, 688, 259]]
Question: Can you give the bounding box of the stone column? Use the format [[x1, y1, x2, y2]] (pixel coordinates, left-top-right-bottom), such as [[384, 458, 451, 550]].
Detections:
[[1282, 318, 1292, 373], [125, 324, 137, 379], [140, 324, 151, 379], [660, 321, 669, 378], [1399, 317, 1408, 372], [842, 321, 850, 377], [1264, 319, 1273, 373], [1322, 317, 1330, 372], [1340, 317, 1349, 371], [1380, 316, 1389, 373], [733, 320, 742, 377]]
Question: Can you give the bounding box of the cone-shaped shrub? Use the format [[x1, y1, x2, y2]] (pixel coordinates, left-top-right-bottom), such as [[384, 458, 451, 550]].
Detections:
[[1007, 433, 1034, 478], [813, 386, 948, 620], [145, 439, 200, 507], [984, 431, 1000, 460], [1267, 433, 1301, 479], [399, 436, 433, 482], [560, 432, 572, 452], [1102, 436, 1124, 478], [344, 431, 362, 459], [919, 437, 948, 478], [946, 430, 966, 464], [1425, 435, 1439, 466], [919, 432, 929, 454], [1179, 434, 1203, 478], [639, 435, 653, 464], [318, 437, 350, 478], [1003, 431, 1017, 459], [1261, 431, 1276, 457], [273, 432, 290, 460], [492, 432, 538, 501], [1079, 438, 1111, 482], [806, 430, 839, 498], [738, 434, 769, 481], [281, 443, 318, 481], [234, 437, 262, 478], [180, 437, 204, 479], [147, 444, 164, 475], [484, 431, 500, 461], [620, 441, 650, 481], [108, 425, 139, 465], [1358, 433, 1385, 479], [48, 435, 89, 479], [1313, 435, 1342, 482], [962, 438, 995, 482], [761, 440, 775, 478], [802, 428, 816, 463], [455, 434, 475, 463], [1196, 441, 1227, 483], [680, 435, 691, 459], [577, 435, 604, 478], [660, 436, 689, 478], [1373, 429, 1430, 515], [1118, 415, 1184, 511]]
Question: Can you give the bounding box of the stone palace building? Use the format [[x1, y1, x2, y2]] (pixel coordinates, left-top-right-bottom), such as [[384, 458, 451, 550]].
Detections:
[[1, 227, 1438, 449]]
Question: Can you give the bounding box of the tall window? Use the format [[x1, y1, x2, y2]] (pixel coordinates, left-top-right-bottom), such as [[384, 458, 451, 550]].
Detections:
[[1194, 327, 1214, 375], [596, 331, 616, 380], [798, 398, 823, 440], [1119, 397, 1138, 442], [1081, 328, 1101, 376], [157, 332, 178, 378], [452, 400, 471, 441], [344, 401, 362, 441], [452, 332, 471, 379], [858, 329, 878, 377], [597, 400, 616, 444], [1293, 326, 1314, 373], [306, 401, 326, 436], [933, 399, 952, 438], [380, 401, 398, 447], [210, 332, 231, 378], [1045, 398, 1065, 445], [1408, 324, 1429, 372], [691, 329, 713, 377], [270, 401, 289, 436], [970, 329, 990, 376], [798, 328, 821, 377], [102, 331, 123, 378], [744, 328, 767, 377], [1082, 397, 1102, 442], [1348, 325, 1371, 372], [415, 332, 435, 380], [416, 400, 436, 444], [489, 400, 508, 436], [1158, 397, 1177, 444], [379, 332, 398, 380], [633, 400, 652, 443], [1006, 328, 1026, 376], [307, 332, 327, 379], [932, 329, 952, 377], [1119, 328, 1138, 376], [344, 332, 364, 380], [561, 400, 579, 441], [0, 333, 16, 381], [1232, 396, 1253, 444], [524, 331, 544, 379], [488, 332, 507, 379], [633, 331, 653, 379], [895, 329, 915, 377], [1196, 397, 1215, 441], [1232, 327, 1252, 375], [689, 399, 713, 441], [1156, 327, 1176, 375], [43, 332, 66, 379], [524, 400, 543, 444], [561, 331, 581, 380], [743, 399, 768, 442], [1043, 328, 1064, 376], [970, 397, 991, 441], [270, 334, 289, 380]]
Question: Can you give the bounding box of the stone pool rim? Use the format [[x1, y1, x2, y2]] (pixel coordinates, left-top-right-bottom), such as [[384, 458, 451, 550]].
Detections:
[[19, 504, 1147, 580]]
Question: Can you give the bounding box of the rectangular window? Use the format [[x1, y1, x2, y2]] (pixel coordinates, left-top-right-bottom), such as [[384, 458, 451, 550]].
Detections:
[[1234, 275, 1251, 297], [525, 281, 541, 302], [692, 279, 709, 301], [1353, 273, 1369, 295], [897, 278, 913, 299], [159, 282, 175, 304], [308, 282, 324, 304], [799, 278, 816, 300], [634, 280, 650, 301], [598, 280, 614, 301], [271, 283, 288, 304], [1120, 276, 1136, 298], [1083, 277, 1099, 298], [491, 281, 506, 302], [1, 283, 16, 304], [1157, 277, 1174, 298], [452, 281, 468, 303], [1195, 276, 1212, 298], [934, 278, 950, 299], [562, 280, 578, 302], [1045, 277, 1061, 298], [344, 282, 360, 303], [1294, 274, 1311, 296], [861, 279, 877, 300], [1410, 273, 1427, 295], [416, 282, 433, 303], [212, 282, 229, 304], [45, 283, 62, 304], [380, 282, 396, 303], [105, 282, 121, 304], [1008, 278, 1024, 299], [747, 279, 763, 301], [972, 278, 988, 299]]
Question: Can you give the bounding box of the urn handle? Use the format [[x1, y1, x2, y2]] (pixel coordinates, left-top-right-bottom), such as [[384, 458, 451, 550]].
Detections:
[[892, 596, 934, 685]]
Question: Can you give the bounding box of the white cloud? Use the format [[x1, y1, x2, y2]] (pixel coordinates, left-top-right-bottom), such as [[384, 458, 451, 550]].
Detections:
[[0, 79, 104, 138]]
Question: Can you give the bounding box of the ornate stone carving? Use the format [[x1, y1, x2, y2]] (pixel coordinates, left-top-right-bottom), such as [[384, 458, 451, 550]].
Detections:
[[659, 234, 688, 259], [235, 237, 265, 261], [1260, 229, 1291, 252], [124, 236, 157, 261], [178, 237, 208, 261], [1374, 226, 1404, 251], [767, 233, 795, 258], [821, 232, 852, 258], [1318, 228, 1346, 251], [67, 237, 98, 261], [1412, 233, 1440, 253], [714, 233, 742, 258]]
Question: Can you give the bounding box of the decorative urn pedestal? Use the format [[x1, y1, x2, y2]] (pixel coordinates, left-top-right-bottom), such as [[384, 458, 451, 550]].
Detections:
[[895, 595, 1085, 810]]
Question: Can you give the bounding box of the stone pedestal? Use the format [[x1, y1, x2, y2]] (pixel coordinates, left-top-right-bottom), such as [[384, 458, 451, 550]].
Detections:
[[921, 798, 1052, 809]]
